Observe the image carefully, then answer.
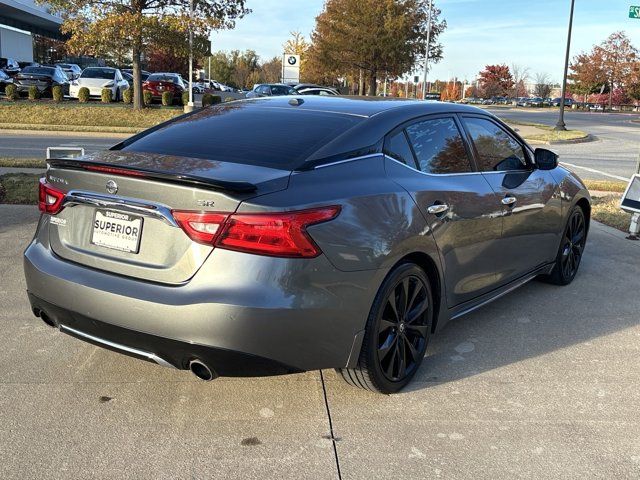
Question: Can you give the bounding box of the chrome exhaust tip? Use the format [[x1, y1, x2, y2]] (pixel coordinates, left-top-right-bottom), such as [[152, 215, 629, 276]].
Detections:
[[189, 359, 217, 381]]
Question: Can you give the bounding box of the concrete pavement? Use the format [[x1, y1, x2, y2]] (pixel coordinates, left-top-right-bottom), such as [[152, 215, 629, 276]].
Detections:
[[1, 205, 639, 479]]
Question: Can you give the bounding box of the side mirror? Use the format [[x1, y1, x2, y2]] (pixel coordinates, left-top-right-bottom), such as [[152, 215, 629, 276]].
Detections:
[[534, 148, 558, 170]]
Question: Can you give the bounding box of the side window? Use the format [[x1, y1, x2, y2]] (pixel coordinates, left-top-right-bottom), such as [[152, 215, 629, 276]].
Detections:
[[463, 117, 528, 171], [257, 85, 270, 95], [405, 117, 473, 174], [384, 131, 417, 168]]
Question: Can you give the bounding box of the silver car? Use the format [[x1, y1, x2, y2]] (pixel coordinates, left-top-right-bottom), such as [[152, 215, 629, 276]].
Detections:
[[24, 97, 591, 393]]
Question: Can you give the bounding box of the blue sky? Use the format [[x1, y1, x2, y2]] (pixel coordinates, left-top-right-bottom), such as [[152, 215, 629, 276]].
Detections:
[[211, 0, 640, 83]]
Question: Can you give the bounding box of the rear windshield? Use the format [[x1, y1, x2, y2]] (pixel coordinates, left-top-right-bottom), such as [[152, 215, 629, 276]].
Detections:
[[120, 104, 362, 169], [22, 67, 55, 75], [147, 74, 178, 83], [81, 68, 115, 79]]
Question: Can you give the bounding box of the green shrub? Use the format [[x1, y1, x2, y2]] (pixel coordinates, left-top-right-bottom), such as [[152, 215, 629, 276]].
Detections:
[[123, 87, 133, 104], [101, 88, 112, 103], [224, 96, 235, 102], [4, 84, 18, 101], [78, 87, 90, 103], [161, 91, 174, 106], [52, 85, 63, 103], [143, 90, 153, 105], [181, 91, 189, 106], [201, 93, 222, 106], [28, 86, 40, 101]]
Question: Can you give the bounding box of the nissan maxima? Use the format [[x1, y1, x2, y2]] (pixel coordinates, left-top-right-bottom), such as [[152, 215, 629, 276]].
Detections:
[[24, 97, 590, 393]]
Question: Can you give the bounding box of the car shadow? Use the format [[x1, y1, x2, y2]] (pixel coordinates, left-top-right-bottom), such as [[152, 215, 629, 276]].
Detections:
[[402, 226, 640, 393]]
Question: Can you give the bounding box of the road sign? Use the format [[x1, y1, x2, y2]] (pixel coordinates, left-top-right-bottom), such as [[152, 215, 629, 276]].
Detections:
[[282, 54, 300, 83], [630, 5, 640, 18]]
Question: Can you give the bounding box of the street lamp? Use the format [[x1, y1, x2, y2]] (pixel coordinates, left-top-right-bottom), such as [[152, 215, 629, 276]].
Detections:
[[555, 0, 575, 131], [421, 0, 433, 100], [187, 0, 194, 110]]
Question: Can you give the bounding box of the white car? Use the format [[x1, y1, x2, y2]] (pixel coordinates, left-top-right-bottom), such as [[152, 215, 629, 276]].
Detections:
[[70, 67, 129, 100]]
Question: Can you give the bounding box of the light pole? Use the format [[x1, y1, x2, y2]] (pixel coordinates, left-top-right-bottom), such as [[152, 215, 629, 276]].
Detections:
[[555, 0, 575, 131], [187, 0, 194, 110], [421, 0, 433, 100]]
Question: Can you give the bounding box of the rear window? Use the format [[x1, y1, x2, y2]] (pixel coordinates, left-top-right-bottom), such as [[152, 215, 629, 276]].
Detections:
[[147, 74, 178, 83], [22, 67, 55, 75], [81, 68, 115, 79], [120, 105, 362, 169]]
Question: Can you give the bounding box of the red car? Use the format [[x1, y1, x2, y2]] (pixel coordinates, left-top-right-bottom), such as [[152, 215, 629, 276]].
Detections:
[[142, 73, 185, 103]]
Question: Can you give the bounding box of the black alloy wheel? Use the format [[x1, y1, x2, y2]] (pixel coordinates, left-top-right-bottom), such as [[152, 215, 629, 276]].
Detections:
[[338, 263, 433, 393]]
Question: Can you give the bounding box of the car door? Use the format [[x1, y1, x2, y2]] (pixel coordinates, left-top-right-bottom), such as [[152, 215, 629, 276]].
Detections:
[[384, 115, 506, 308], [459, 114, 563, 285]]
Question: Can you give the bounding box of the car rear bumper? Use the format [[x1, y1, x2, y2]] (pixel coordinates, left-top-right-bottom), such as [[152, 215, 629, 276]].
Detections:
[[23, 221, 378, 375], [28, 293, 302, 376]]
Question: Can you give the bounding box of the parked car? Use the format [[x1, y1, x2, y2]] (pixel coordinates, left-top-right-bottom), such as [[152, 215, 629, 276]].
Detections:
[[26, 97, 591, 393], [14, 65, 69, 97], [0, 57, 21, 77], [0, 69, 13, 94], [142, 73, 186, 103], [70, 67, 129, 100], [516, 97, 529, 107], [297, 87, 339, 96], [122, 69, 151, 81], [481, 99, 494, 105], [552, 97, 574, 107], [524, 97, 544, 107], [55, 63, 82, 81], [246, 83, 297, 98]]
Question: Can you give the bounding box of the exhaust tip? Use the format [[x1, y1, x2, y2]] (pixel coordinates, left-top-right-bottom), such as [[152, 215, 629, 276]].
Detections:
[[189, 359, 217, 381], [39, 310, 56, 328]]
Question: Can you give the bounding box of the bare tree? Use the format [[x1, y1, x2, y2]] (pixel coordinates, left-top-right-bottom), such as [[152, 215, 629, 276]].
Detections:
[[534, 72, 552, 99], [511, 64, 530, 97]]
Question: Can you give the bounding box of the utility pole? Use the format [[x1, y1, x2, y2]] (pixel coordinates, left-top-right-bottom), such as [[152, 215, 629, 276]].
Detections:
[[554, 0, 575, 131], [421, 0, 433, 100], [187, 0, 194, 110]]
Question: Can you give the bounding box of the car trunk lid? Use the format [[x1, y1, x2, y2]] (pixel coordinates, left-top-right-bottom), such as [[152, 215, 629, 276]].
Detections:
[[46, 151, 290, 284]]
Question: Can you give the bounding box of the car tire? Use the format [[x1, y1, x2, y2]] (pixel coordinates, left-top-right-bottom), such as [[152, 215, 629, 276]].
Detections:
[[542, 205, 587, 286], [337, 262, 433, 394]]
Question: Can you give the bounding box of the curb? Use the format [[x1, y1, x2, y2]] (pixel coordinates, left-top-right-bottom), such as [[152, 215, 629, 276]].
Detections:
[[523, 134, 594, 146], [0, 128, 132, 138]]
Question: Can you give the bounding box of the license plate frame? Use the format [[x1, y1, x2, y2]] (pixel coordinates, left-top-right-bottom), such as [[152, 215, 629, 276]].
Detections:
[[91, 209, 143, 254]]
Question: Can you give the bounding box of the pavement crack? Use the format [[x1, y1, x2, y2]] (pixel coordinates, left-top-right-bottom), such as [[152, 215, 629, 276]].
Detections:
[[319, 370, 342, 480]]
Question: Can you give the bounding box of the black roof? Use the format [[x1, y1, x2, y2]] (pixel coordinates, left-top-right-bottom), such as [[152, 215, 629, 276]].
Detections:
[[238, 95, 484, 119]]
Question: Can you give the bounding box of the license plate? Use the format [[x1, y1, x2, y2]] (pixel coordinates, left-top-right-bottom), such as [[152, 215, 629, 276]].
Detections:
[[91, 209, 143, 253]]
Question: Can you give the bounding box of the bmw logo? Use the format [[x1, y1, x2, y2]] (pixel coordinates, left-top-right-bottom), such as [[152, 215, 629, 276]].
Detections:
[[106, 180, 118, 194], [287, 56, 297, 65]]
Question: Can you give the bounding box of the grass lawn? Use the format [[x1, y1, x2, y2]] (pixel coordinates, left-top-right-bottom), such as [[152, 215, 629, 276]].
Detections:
[[0, 157, 46, 168], [505, 120, 588, 142], [582, 179, 628, 193], [0, 173, 40, 204], [591, 195, 633, 232], [0, 101, 182, 133]]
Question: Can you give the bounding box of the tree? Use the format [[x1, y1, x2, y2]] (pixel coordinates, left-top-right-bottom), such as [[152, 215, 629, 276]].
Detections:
[[231, 49, 260, 89], [440, 81, 461, 101], [510, 64, 529, 97], [478, 64, 514, 98], [261, 56, 282, 83], [534, 72, 552, 99], [42, 0, 249, 109], [203, 51, 235, 85], [307, 0, 446, 96]]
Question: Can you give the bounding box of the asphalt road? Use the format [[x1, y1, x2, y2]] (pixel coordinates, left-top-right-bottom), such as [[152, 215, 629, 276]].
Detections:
[[486, 107, 640, 181], [2, 206, 640, 479], [0, 131, 125, 159]]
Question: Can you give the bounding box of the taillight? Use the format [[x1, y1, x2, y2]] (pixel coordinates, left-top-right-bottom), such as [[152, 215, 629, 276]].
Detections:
[[38, 178, 65, 215], [172, 206, 340, 258], [172, 211, 228, 244]]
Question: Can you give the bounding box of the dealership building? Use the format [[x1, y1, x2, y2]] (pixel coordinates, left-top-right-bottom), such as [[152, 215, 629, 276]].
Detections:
[[0, 0, 62, 62]]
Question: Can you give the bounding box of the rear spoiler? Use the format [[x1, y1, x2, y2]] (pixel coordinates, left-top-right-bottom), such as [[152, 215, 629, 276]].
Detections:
[[47, 158, 257, 193]]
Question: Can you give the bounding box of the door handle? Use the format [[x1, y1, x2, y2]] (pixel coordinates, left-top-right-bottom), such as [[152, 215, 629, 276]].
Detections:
[[501, 196, 517, 206], [427, 203, 449, 215]]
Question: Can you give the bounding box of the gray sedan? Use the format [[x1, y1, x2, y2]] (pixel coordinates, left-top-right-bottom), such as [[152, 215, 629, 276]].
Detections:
[[24, 97, 590, 393]]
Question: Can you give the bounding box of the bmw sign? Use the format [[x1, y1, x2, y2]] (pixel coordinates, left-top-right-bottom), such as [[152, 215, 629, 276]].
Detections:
[[282, 54, 301, 83]]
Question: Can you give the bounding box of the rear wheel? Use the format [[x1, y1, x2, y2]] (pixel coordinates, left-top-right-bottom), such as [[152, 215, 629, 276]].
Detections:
[[543, 206, 587, 285], [338, 263, 432, 393]]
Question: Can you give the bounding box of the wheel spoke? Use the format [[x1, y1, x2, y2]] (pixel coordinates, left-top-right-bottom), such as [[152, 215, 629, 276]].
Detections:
[[378, 334, 398, 363], [407, 298, 428, 324], [379, 318, 396, 332], [387, 294, 400, 322], [404, 337, 420, 363], [397, 339, 406, 379], [405, 323, 428, 338], [399, 278, 409, 318], [407, 280, 423, 314]]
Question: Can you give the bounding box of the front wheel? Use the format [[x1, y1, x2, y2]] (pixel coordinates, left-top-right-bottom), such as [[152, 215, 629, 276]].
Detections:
[[338, 263, 433, 393], [543, 206, 587, 285]]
